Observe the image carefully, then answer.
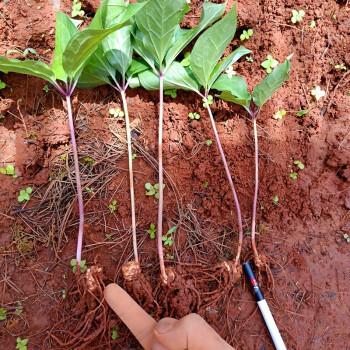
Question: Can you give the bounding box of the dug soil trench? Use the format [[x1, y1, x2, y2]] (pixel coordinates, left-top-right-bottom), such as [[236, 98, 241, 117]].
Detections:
[[0, 0, 350, 349]]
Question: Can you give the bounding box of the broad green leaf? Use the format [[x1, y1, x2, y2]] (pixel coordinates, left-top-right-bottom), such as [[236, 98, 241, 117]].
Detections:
[[0, 57, 56, 84], [208, 46, 251, 88], [213, 74, 251, 110], [127, 58, 149, 77], [51, 12, 79, 82], [135, 0, 188, 69], [137, 62, 199, 92], [190, 5, 237, 90], [165, 1, 226, 68], [98, 0, 133, 77], [63, 2, 145, 80], [252, 58, 291, 107], [132, 29, 156, 71]]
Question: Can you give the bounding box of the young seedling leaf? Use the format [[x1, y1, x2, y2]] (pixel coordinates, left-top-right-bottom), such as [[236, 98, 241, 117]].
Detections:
[[213, 74, 251, 110], [135, 0, 188, 69], [137, 62, 200, 92], [253, 58, 291, 108], [0, 57, 56, 85], [51, 12, 79, 82], [165, 1, 226, 67], [208, 46, 251, 88], [190, 5, 237, 90]]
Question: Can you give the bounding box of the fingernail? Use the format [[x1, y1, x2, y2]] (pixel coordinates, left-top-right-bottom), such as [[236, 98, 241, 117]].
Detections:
[[155, 319, 174, 334]]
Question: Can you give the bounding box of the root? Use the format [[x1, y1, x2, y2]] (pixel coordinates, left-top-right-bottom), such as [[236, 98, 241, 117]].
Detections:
[[49, 265, 109, 349], [253, 254, 275, 292], [122, 261, 154, 312]]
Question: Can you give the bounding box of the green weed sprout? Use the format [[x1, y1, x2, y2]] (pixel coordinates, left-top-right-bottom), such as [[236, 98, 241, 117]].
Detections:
[[162, 226, 177, 246], [261, 55, 278, 73], [240, 29, 253, 41], [147, 223, 156, 239], [0, 307, 7, 321], [291, 9, 305, 24], [0, 79, 6, 89], [145, 182, 164, 200], [70, 259, 87, 273], [108, 200, 118, 213], [0, 164, 16, 177], [188, 112, 200, 120], [72, 0, 85, 18], [16, 338, 28, 350], [18, 187, 33, 203]]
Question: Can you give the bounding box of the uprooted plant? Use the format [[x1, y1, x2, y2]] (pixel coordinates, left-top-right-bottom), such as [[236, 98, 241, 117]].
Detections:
[[0, 6, 142, 269], [78, 0, 153, 300], [215, 56, 291, 283], [130, 0, 228, 285]]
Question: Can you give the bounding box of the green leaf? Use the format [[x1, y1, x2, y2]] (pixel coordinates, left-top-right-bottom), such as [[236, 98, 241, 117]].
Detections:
[[51, 12, 79, 82], [208, 46, 251, 88], [127, 58, 149, 77], [213, 74, 251, 110], [135, 0, 188, 69], [138, 62, 199, 92], [253, 58, 291, 107], [190, 5, 237, 90], [63, 2, 145, 80], [0, 80, 6, 89], [165, 1, 226, 68], [0, 57, 56, 85]]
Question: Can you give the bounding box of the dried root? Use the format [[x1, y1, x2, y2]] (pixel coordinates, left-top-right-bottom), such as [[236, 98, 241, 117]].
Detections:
[[253, 254, 275, 292], [49, 265, 109, 349], [122, 261, 154, 312]]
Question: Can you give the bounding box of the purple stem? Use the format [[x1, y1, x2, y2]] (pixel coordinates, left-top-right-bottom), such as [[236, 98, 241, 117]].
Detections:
[[120, 90, 139, 264], [157, 74, 167, 283], [205, 102, 244, 267], [66, 95, 85, 263], [251, 117, 259, 258]]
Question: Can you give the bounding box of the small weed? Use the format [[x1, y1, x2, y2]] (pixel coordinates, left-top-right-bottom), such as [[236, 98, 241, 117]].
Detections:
[[290, 172, 298, 181], [111, 328, 119, 340], [309, 20, 316, 28], [145, 182, 164, 200], [273, 109, 286, 120], [108, 200, 118, 214], [343, 233, 350, 244], [72, 0, 85, 17], [225, 64, 237, 78], [16, 338, 28, 350], [205, 139, 213, 147], [82, 156, 95, 167], [0, 307, 7, 321], [43, 84, 49, 93], [162, 226, 176, 247], [0, 79, 6, 90], [132, 153, 137, 160], [311, 86, 326, 101], [180, 52, 191, 67], [23, 48, 37, 57], [240, 29, 253, 41], [164, 89, 177, 98], [18, 187, 33, 203], [261, 55, 278, 73], [202, 95, 213, 108], [147, 223, 156, 240], [61, 289, 67, 300], [272, 195, 279, 205], [291, 9, 305, 24], [0, 164, 16, 177], [188, 112, 200, 120], [85, 187, 93, 194], [294, 160, 305, 170], [246, 56, 254, 63], [70, 259, 87, 273], [109, 107, 124, 118], [334, 63, 347, 71], [15, 302, 23, 316], [296, 109, 309, 117]]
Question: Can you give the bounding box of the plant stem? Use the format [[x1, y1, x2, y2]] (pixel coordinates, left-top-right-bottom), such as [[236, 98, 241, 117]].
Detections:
[[205, 103, 244, 267], [251, 117, 259, 258], [120, 90, 139, 264], [66, 95, 85, 263], [157, 74, 167, 283]]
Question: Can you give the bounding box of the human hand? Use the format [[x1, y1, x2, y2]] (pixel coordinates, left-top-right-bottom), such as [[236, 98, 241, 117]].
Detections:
[[104, 283, 234, 350]]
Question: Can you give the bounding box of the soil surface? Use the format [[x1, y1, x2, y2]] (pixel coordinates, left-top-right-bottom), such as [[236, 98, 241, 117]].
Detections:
[[1, 0, 350, 349]]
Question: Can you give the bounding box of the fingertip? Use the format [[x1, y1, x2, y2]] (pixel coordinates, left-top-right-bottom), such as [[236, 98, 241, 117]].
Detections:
[[104, 283, 121, 303]]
